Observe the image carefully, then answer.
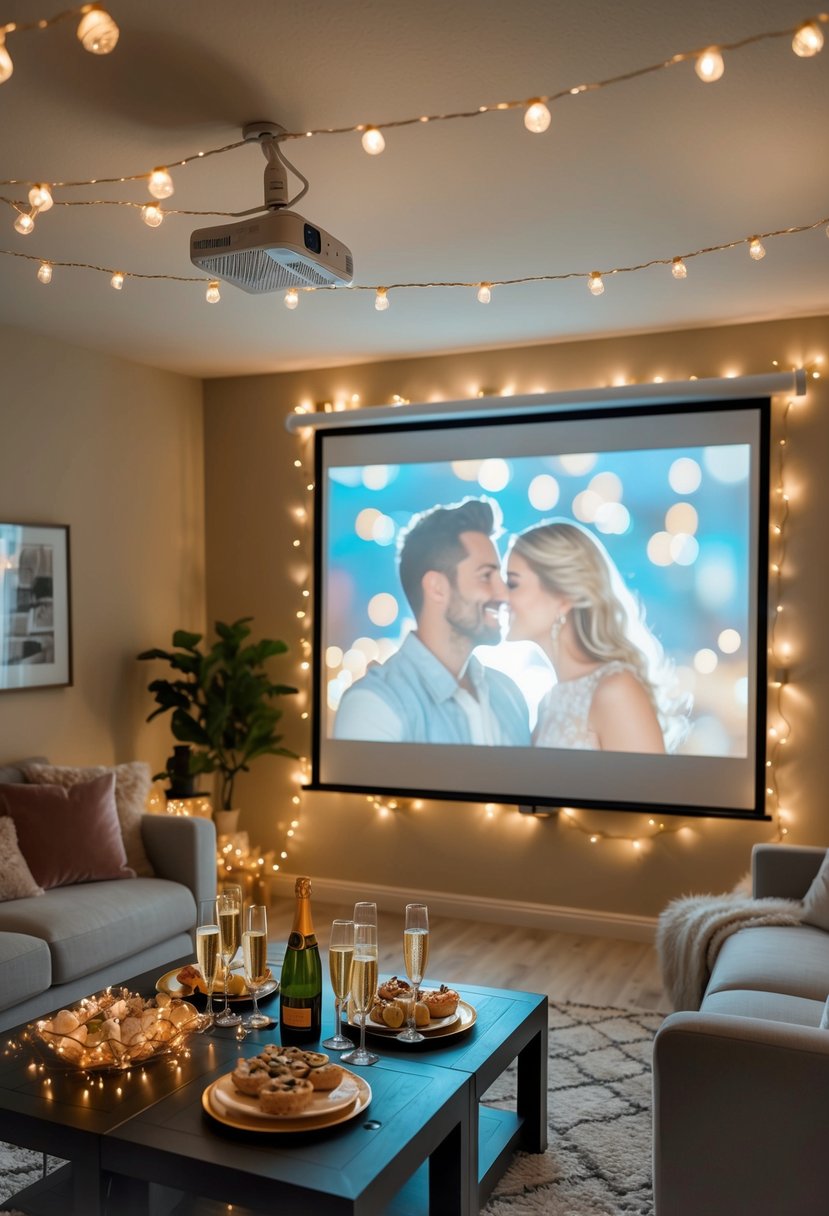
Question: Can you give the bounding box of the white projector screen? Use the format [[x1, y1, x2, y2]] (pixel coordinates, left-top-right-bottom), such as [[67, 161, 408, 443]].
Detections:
[[311, 398, 769, 817]]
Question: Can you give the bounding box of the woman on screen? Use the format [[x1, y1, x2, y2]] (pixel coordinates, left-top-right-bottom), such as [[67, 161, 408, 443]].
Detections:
[[506, 519, 689, 753]]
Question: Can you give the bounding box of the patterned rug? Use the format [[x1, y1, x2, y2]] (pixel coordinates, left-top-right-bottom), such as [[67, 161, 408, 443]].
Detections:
[[0, 1000, 665, 1216]]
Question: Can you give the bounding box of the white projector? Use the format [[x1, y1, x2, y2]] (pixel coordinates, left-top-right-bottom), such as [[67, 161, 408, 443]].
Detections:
[[190, 210, 354, 295]]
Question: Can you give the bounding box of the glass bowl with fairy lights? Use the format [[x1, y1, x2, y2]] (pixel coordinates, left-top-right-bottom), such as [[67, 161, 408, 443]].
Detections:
[[21, 987, 203, 1073]]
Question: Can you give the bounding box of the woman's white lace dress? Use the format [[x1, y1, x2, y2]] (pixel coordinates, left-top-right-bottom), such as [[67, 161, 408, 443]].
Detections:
[[533, 660, 639, 749]]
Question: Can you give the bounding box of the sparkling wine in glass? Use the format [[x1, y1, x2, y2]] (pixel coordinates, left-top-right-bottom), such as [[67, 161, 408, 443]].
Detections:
[[196, 899, 220, 1028], [397, 903, 429, 1043], [215, 884, 243, 1027], [322, 919, 355, 1050], [242, 904, 272, 1029], [341, 923, 379, 1067]]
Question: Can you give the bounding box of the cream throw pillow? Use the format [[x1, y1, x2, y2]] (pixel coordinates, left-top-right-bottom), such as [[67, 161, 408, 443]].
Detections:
[[23, 761, 154, 877], [0, 815, 44, 900], [801, 851, 829, 932]]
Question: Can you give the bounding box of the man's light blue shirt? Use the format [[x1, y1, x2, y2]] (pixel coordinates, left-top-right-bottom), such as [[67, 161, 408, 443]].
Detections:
[[333, 632, 530, 746]]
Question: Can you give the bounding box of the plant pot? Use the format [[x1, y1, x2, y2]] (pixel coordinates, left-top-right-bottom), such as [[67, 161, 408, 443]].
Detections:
[[213, 808, 241, 835]]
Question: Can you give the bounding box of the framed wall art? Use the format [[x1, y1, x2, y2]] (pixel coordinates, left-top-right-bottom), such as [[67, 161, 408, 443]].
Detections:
[[0, 523, 72, 691]]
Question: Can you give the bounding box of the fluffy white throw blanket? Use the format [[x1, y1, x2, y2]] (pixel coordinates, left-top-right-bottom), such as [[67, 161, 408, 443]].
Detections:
[[656, 893, 803, 1011]]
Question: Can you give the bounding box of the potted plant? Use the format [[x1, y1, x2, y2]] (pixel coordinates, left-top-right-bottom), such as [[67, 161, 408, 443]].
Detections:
[[138, 618, 297, 830]]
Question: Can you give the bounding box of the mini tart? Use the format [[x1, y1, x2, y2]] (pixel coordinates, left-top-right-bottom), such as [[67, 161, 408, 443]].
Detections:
[[259, 1075, 314, 1116], [232, 1057, 274, 1095], [378, 976, 412, 1001], [422, 985, 459, 1019], [308, 1063, 344, 1091]]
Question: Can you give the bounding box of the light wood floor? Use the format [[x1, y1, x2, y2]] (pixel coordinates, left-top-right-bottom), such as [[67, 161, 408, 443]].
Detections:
[[268, 897, 669, 1013]]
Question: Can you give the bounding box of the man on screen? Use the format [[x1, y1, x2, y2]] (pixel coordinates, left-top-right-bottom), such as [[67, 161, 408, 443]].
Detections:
[[333, 496, 530, 745]]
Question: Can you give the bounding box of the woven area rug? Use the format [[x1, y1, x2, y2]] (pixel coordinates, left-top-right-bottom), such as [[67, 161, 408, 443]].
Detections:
[[0, 1000, 665, 1216]]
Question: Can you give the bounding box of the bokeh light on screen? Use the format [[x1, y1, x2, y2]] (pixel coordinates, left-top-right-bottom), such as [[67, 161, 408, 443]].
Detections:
[[647, 531, 673, 566], [528, 474, 560, 510], [558, 453, 598, 475], [734, 676, 749, 705], [452, 459, 483, 481], [368, 593, 399, 627], [478, 458, 511, 491], [355, 507, 381, 539], [325, 645, 343, 667], [665, 502, 698, 534], [573, 489, 602, 523], [718, 628, 741, 653], [589, 471, 623, 502], [342, 648, 368, 679], [595, 502, 630, 535], [371, 514, 395, 545], [703, 445, 750, 484], [695, 550, 737, 608], [362, 465, 398, 491], [354, 636, 380, 662], [669, 533, 699, 565], [668, 457, 702, 494], [694, 648, 718, 674]]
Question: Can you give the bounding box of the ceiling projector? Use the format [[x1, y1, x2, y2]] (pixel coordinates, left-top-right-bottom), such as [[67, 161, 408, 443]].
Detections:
[[189, 121, 354, 294], [190, 210, 353, 294]]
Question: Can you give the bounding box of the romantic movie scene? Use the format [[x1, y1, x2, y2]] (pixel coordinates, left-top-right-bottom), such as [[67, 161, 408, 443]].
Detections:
[[323, 443, 752, 757]]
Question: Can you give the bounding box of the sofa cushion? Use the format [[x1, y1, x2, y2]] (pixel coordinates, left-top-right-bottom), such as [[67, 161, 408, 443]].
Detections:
[[702, 988, 826, 1027], [0, 932, 51, 1011], [708, 924, 829, 1003], [0, 774, 135, 889], [0, 878, 195, 984], [0, 756, 48, 784], [24, 761, 154, 878]]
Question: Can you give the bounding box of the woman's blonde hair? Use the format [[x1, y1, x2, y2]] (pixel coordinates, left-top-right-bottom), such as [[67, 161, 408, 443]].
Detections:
[[510, 518, 689, 750]]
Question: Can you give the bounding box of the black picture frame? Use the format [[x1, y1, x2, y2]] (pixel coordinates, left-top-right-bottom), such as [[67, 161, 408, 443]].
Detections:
[[0, 522, 72, 691]]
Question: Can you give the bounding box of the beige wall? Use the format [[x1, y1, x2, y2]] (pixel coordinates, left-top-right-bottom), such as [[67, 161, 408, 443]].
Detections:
[[204, 315, 828, 919], [0, 326, 205, 775]]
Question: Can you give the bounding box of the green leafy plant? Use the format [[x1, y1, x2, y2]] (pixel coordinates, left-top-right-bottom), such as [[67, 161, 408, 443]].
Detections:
[[138, 618, 298, 811]]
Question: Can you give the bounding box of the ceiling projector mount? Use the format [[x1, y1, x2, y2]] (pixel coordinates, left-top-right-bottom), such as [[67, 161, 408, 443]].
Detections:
[[189, 120, 354, 295]]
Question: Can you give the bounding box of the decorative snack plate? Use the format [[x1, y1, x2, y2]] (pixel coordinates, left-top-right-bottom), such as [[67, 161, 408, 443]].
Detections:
[[23, 987, 203, 1073], [203, 1069, 371, 1133], [348, 998, 477, 1040], [156, 967, 278, 1004]]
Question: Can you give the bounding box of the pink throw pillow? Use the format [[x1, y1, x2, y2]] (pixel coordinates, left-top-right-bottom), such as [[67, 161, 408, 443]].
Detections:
[[0, 773, 135, 890]]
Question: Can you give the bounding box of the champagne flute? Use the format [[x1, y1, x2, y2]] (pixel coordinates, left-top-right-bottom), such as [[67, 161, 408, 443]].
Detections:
[[353, 901, 377, 930], [397, 903, 429, 1043], [341, 923, 379, 1067], [322, 919, 355, 1050], [196, 899, 220, 1029], [241, 904, 272, 1029], [215, 884, 243, 1027]]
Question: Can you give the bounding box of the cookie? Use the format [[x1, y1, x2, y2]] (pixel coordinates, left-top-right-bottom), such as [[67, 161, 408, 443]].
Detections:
[[308, 1063, 344, 1091], [259, 1075, 314, 1116]]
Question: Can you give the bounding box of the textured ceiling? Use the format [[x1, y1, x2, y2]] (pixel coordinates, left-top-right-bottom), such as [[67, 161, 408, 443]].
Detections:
[[0, 0, 827, 377]]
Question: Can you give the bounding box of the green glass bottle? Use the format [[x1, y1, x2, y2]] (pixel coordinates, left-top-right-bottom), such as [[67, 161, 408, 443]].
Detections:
[[279, 876, 322, 1043]]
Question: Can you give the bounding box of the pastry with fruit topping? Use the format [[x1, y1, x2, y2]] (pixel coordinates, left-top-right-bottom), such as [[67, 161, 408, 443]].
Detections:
[[259, 1074, 315, 1116], [377, 976, 412, 1001], [422, 985, 460, 1018]]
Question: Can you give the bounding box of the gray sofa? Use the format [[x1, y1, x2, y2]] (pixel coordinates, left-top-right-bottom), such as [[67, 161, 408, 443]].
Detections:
[[0, 808, 216, 1033], [653, 843, 829, 1216]]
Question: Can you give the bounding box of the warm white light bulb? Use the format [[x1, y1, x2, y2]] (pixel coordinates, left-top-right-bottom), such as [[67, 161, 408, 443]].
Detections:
[[671, 257, 687, 279], [36, 262, 52, 284], [477, 283, 492, 304], [148, 168, 174, 200], [141, 204, 163, 228], [695, 47, 725, 82], [588, 271, 604, 296], [28, 184, 53, 212], [749, 237, 766, 261], [0, 33, 13, 84], [792, 22, 824, 57], [375, 287, 390, 311], [77, 6, 120, 54], [206, 280, 221, 303], [110, 271, 124, 290], [13, 212, 34, 235], [284, 288, 299, 310], [524, 101, 552, 133], [361, 127, 385, 155]]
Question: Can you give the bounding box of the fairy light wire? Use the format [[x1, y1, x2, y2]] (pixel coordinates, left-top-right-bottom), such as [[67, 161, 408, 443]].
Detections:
[[767, 392, 795, 841]]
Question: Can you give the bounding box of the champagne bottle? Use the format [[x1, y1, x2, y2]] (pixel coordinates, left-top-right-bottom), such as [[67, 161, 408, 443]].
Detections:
[[279, 876, 322, 1043]]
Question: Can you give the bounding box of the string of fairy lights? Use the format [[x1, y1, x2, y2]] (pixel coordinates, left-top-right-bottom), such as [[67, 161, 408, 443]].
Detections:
[[1, 12, 827, 301], [273, 365, 816, 871]]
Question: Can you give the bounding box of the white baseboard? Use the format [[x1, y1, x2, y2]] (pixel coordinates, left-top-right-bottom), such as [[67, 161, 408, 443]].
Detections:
[[281, 872, 657, 943]]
